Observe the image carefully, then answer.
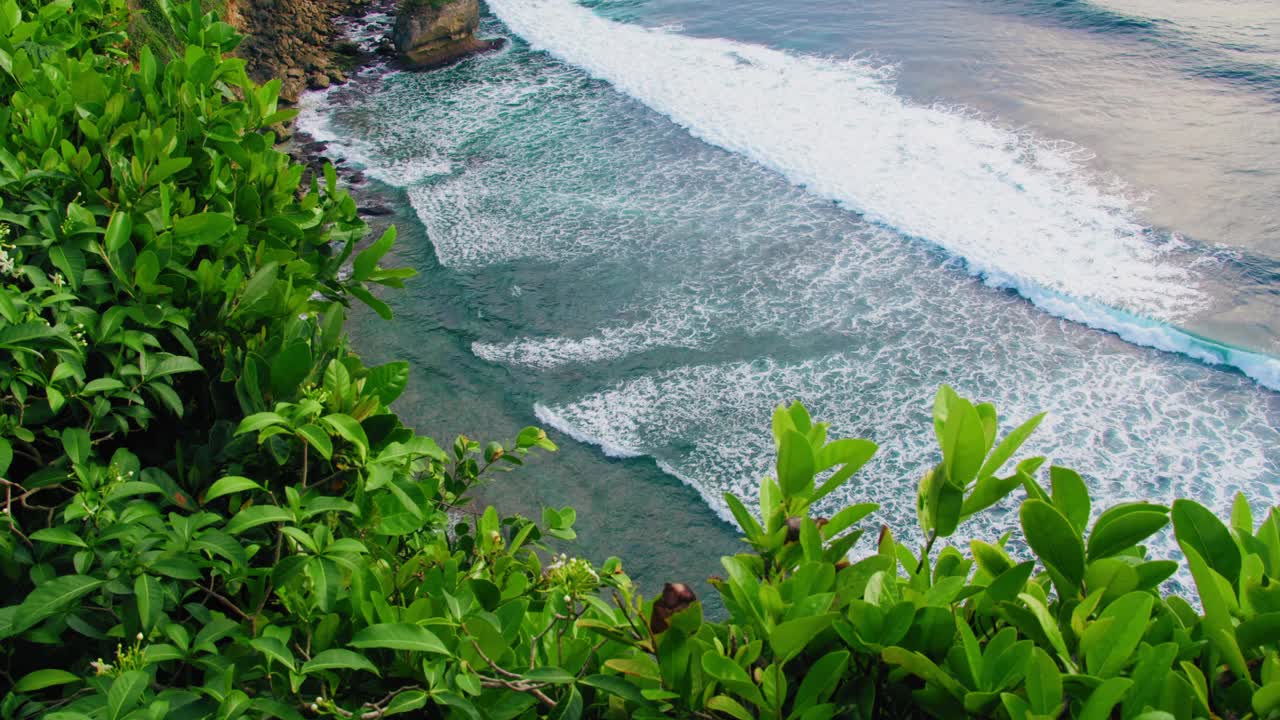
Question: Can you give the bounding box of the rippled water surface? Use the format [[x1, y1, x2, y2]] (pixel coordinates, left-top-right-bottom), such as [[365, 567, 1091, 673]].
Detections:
[[303, 0, 1280, 594]]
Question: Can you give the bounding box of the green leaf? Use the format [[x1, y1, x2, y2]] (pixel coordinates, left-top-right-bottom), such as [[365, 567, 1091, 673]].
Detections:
[[349, 285, 392, 320], [0, 321, 59, 348], [1172, 499, 1241, 586], [1180, 542, 1249, 679], [976, 412, 1045, 481], [1230, 492, 1254, 534], [581, 675, 653, 708], [83, 378, 126, 394], [237, 262, 279, 312], [523, 667, 576, 684], [1083, 591, 1153, 677], [352, 226, 396, 283], [29, 527, 88, 548], [706, 696, 754, 720], [250, 636, 297, 672], [1020, 499, 1084, 596], [725, 492, 764, 542], [811, 438, 877, 503], [365, 361, 410, 405], [918, 463, 964, 538], [383, 690, 428, 717], [61, 427, 90, 465], [702, 653, 765, 708], [295, 424, 333, 461], [173, 212, 233, 245], [309, 557, 339, 613], [225, 506, 293, 535], [1016, 593, 1072, 668], [941, 392, 986, 487], [791, 650, 848, 717], [1025, 648, 1061, 715], [302, 649, 380, 676], [146, 355, 202, 380], [1076, 677, 1132, 720], [349, 623, 450, 655], [269, 341, 311, 399], [1238, 612, 1280, 653], [881, 646, 965, 700], [553, 686, 583, 720], [769, 614, 837, 664], [776, 429, 815, 498], [1049, 466, 1089, 535], [1087, 509, 1169, 560], [14, 668, 83, 693], [603, 657, 662, 682], [985, 561, 1034, 603], [204, 476, 265, 501], [1255, 683, 1280, 717], [134, 575, 164, 633], [104, 210, 132, 253], [321, 413, 368, 461], [9, 576, 104, 636], [236, 412, 287, 435], [108, 670, 149, 720]]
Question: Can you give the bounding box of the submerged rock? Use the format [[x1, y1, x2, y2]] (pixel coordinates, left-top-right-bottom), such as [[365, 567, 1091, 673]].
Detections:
[[392, 0, 503, 69]]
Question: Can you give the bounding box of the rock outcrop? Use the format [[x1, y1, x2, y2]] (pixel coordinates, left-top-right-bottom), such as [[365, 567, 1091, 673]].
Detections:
[[392, 0, 502, 69], [232, 0, 372, 103]]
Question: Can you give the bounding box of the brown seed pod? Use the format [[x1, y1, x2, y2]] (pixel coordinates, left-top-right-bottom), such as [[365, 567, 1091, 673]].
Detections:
[[785, 517, 803, 542], [649, 582, 697, 635]]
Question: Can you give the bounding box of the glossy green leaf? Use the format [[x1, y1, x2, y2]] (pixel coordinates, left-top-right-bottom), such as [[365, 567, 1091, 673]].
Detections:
[[204, 476, 265, 501], [1173, 499, 1241, 586], [13, 668, 82, 693], [225, 506, 293, 535], [349, 623, 450, 655], [1020, 499, 1084, 596], [777, 429, 815, 498], [301, 649, 381, 676]]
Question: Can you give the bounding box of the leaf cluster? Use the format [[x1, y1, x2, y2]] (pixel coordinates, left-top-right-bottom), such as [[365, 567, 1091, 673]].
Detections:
[[2, 2, 1278, 720]]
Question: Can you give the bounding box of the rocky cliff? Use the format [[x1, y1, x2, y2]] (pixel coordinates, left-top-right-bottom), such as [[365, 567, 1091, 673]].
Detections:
[[392, 0, 501, 69], [231, 0, 372, 103]]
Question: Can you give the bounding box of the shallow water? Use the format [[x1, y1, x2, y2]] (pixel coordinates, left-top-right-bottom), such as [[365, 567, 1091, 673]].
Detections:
[[303, 0, 1280, 596]]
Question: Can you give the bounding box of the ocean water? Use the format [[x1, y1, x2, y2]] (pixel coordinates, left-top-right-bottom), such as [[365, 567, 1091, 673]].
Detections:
[[301, 0, 1280, 595]]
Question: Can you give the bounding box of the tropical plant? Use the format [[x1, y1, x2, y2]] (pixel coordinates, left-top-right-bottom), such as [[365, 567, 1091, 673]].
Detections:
[[2, 1, 1279, 719]]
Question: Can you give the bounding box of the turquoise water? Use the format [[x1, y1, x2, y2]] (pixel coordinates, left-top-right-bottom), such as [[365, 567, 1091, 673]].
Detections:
[[302, 0, 1280, 596]]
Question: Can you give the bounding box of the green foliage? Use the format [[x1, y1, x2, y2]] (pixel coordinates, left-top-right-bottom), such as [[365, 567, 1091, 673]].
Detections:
[[2, 2, 1279, 720]]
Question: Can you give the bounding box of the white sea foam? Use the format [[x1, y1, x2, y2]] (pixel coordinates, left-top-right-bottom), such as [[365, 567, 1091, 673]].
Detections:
[[296, 92, 453, 186], [535, 349, 1278, 542], [483, 0, 1280, 389]]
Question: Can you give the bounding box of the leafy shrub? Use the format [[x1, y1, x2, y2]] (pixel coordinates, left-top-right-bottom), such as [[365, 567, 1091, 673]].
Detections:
[[2, 2, 1279, 720]]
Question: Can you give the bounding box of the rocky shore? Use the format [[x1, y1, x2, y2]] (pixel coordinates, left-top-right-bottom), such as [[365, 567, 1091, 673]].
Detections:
[[231, 0, 377, 104], [392, 0, 503, 69], [232, 0, 502, 103], [227, 0, 501, 217]]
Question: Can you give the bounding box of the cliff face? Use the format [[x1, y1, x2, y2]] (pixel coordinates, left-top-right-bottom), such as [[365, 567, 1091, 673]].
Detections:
[[392, 0, 501, 69], [231, 0, 371, 103]]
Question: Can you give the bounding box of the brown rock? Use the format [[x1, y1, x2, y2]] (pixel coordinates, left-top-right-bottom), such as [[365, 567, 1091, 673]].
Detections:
[[649, 583, 697, 635], [393, 0, 501, 69]]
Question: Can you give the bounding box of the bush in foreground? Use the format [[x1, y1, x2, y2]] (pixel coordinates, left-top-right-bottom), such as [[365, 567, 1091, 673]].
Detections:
[[1, 2, 1278, 719]]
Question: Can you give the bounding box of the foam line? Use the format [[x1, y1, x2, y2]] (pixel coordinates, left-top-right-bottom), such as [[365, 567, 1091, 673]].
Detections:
[[484, 0, 1280, 389]]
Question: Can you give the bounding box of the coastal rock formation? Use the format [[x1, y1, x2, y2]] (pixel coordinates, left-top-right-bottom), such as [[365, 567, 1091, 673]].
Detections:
[[393, 0, 502, 69], [231, 0, 372, 103]]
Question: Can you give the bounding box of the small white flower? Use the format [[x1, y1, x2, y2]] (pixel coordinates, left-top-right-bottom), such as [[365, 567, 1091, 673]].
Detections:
[[136, 632, 144, 641], [309, 703, 319, 713], [563, 594, 572, 604]]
